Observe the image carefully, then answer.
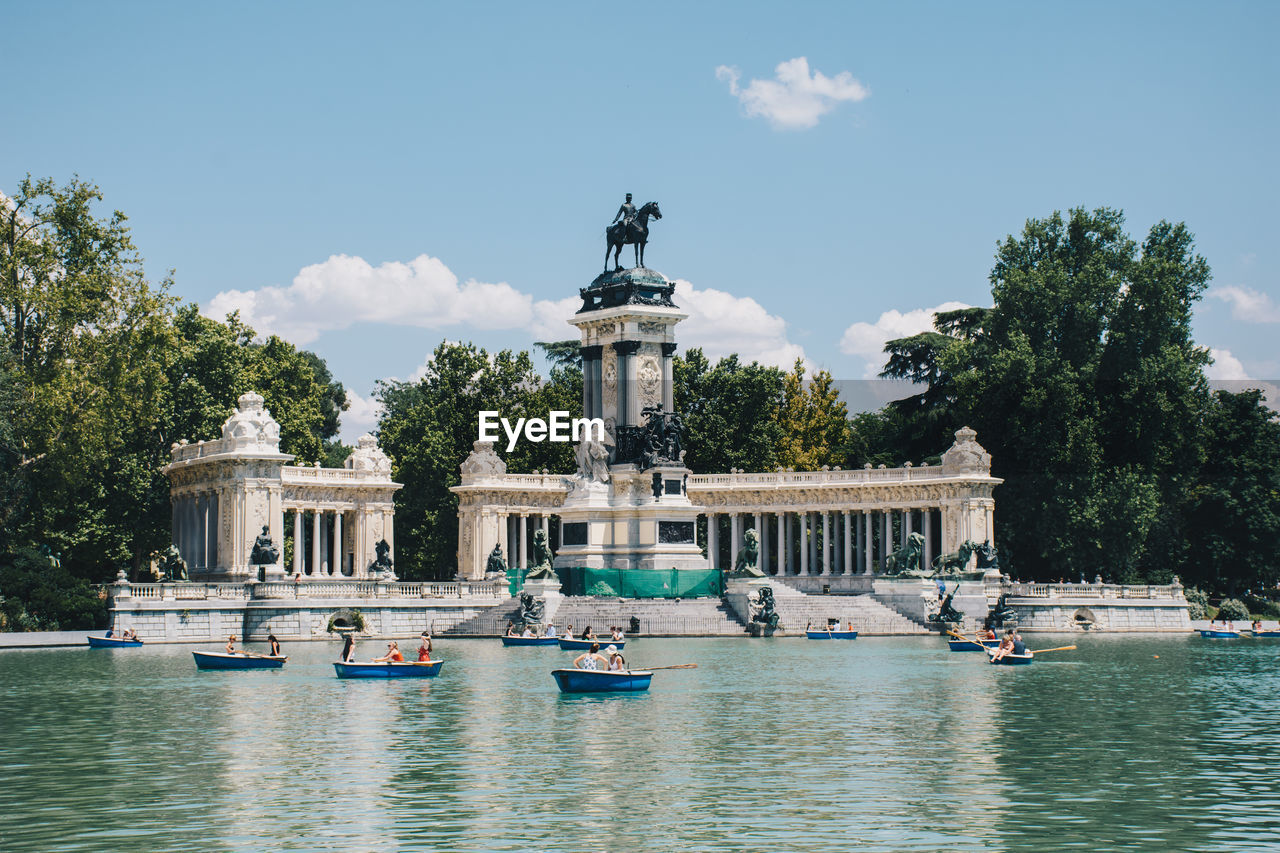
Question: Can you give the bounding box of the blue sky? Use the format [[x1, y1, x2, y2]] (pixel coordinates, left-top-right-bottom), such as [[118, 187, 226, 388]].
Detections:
[[6, 1, 1278, 439]]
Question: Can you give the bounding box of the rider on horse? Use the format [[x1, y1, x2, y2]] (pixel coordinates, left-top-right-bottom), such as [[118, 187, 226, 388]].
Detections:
[[612, 193, 637, 234]]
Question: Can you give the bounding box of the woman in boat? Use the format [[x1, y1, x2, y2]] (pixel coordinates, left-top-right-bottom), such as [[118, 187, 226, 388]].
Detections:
[[121, 627, 138, 641], [573, 643, 608, 671], [989, 630, 1016, 663], [268, 634, 281, 656], [610, 626, 624, 641], [340, 634, 356, 662], [605, 645, 626, 671], [374, 641, 404, 663], [521, 625, 535, 638], [580, 626, 596, 640], [546, 624, 558, 638], [417, 635, 432, 662], [504, 621, 517, 637], [564, 624, 574, 639], [226, 635, 238, 654]]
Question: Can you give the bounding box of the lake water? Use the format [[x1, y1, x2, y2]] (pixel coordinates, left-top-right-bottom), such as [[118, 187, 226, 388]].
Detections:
[[1, 634, 1278, 852]]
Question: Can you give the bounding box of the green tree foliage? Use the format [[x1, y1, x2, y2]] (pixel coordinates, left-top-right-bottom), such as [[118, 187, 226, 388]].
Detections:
[[0, 546, 108, 631], [674, 349, 786, 473], [1216, 598, 1249, 622], [376, 342, 577, 580], [534, 340, 582, 371], [881, 209, 1213, 581], [1182, 390, 1280, 594], [0, 176, 348, 590], [778, 360, 850, 470]]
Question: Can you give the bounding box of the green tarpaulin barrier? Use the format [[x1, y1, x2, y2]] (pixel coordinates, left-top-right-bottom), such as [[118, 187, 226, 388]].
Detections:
[[550, 567, 723, 599]]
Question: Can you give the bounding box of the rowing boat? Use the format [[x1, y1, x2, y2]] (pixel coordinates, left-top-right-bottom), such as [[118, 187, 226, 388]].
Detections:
[[1199, 629, 1241, 638], [333, 660, 444, 678], [87, 635, 143, 648], [1252, 631, 1280, 638], [551, 668, 652, 693], [986, 648, 1034, 665], [193, 650, 287, 670], [558, 637, 626, 650], [805, 630, 858, 640], [948, 638, 1000, 652], [501, 636, 560, 647]]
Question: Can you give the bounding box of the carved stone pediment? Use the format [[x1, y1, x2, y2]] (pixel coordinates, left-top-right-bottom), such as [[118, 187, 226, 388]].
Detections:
[[460, 440, 507, 479]]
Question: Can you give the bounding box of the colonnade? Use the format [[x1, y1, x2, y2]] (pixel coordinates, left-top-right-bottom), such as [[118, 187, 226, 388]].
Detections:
[[497, 511, 556, 570], [702, 507, 942, 576], [287, 508, 353, 577], [172, 491, 221, 572]]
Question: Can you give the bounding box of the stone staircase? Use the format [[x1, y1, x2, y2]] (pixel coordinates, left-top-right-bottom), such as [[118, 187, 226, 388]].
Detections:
[[436, 597, 522, 636], [760, 579, 931, 635], [551, 597, 747, 636]]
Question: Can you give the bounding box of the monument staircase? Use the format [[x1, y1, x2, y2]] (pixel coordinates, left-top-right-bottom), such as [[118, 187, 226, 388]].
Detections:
[[763, 579, 931, 635], [552, 596, 747, 636], [436, 596, 523, 636]]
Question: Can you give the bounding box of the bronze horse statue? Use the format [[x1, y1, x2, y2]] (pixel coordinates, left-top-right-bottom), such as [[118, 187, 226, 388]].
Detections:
[[605, 201, 662, 270]]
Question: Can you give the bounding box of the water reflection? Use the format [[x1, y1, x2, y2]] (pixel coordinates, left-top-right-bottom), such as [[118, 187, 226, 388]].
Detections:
[[3, 634, 1280, 851]]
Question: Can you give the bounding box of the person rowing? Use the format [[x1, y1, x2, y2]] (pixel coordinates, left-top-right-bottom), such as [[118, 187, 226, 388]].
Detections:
[[373, 641, 404, 663], [573, 642, 609, 671], [989, 630, 1017, 662]]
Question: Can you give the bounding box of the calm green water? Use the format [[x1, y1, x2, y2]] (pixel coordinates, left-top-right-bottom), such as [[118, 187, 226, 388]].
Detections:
[[1, 634, 1278, 852]]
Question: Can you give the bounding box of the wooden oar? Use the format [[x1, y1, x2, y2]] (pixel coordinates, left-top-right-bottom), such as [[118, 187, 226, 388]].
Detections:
[[1031, 645, 1076, 654], [645, 663, 698, 670]]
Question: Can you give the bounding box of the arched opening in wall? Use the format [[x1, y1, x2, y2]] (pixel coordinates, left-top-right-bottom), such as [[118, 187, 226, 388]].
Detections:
[[1073, 607, 1096, 630], [326, 608, 366, 634]]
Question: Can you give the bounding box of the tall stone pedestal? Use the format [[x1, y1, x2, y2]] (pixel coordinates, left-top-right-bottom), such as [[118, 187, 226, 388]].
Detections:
[[554, 463, 706, 572]]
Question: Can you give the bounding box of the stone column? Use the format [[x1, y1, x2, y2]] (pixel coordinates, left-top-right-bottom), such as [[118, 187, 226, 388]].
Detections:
[[292, 510, 303, 575], [808, 512, 817, 575], [843, 511, 852, 576], [333, 510, 344, 576], [820, 511, 831, 576], [881, 511, 890, 571], [518, 513, 528, 570], [923, 508, 934, 566], [311, 510, 321, 576], [759, 516, 770, 574], [905, 508, 914, 543], [799, 513, 809, 576], [661, 342, 677, 413], [864, 511, 873, 574], [775, 513, 785, 576], [706, 513, 718, 569], [729, 514, 740, 570], [613, 341, 641, 427], [986, 504, 995, 545], [540, 513, 549, 541], [581, 345, 602, 421]]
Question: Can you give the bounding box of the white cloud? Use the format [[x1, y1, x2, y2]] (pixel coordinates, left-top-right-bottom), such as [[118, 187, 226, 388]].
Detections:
[[205, 253, 572, 345], [1208, 286, 1280, 324], [1205, 348, 1250, 381], [716, 57, 869, 130], [839, 301, 972, 378], [672, 279, 806, 368], [339, 389, 383, 440]]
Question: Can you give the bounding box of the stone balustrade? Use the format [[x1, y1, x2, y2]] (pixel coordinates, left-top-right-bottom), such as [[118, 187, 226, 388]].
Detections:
[[995, 582, 1185, 600], [113, 580, 507, 603], [687, 465, 952, 488]]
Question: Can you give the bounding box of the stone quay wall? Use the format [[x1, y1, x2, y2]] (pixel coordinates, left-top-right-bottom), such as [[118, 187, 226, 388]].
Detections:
[[108, 580, 509, 643], [994, 582, 1191, 632]]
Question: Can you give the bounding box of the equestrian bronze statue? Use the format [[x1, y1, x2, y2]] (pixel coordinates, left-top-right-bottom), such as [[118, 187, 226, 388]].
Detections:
[[605, 196, 663, 270]]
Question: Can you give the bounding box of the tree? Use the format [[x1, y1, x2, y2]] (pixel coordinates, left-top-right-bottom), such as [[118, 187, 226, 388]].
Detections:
[[1182, 390, 1280, 594], [376, 342, 575, 580], [534, 340, 582, 371], [674, 348, 786, 474], [778, 360, 850, 470], [879, 209, 1214, 580]]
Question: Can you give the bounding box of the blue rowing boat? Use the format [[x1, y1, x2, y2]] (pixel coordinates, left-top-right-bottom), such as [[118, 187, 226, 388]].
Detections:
[[948, 638, 1000, 652], [1199, 630, 1240, 638], [501, 636, 560, 646], [986, 648, 1034, 665], [558, 637, 625, 650], [805, 630, 858, 640], [87, 635, 143, 648], [193, 651, 287, 669], [1253, 631, 1280, 638], [333, 660, 444, 678], [551, 668, 652, 693]]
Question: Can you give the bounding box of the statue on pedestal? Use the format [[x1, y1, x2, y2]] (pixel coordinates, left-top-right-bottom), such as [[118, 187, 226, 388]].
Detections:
[[732, 528, 766, 578], [975, 540, 1000, 572], [157, 545, 188, 582], [518, 591, 546, 629], [928, 584, 963, 624], [931, 540, 982, 577], [523, 529, 557, 580], [250, 526, 279, 566], [486, 544, 508, 579], [885, 532, 926, 576], [750, 586, 781, 629], [368, 539, 395, 579], [605, 195, 663, 270], [638, 404, 684, 470]]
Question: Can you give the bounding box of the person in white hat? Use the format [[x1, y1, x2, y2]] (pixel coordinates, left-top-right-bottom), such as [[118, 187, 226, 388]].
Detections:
[[605, 644, 626, 672]]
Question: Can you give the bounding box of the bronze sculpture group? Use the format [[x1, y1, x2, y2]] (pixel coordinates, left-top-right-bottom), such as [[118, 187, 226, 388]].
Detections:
[[605, 193, 662, 271]]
